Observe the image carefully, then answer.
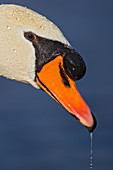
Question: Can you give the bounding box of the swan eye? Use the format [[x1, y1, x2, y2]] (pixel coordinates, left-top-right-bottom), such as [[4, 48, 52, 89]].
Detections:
[[24, 32, 35, 41]]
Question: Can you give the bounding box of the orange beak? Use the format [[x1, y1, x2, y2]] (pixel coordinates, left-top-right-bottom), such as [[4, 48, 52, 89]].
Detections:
[[36, 55, 96, 132]]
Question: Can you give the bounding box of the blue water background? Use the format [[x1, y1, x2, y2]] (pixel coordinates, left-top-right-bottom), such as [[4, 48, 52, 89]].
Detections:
[[0, 0, 113, 169]]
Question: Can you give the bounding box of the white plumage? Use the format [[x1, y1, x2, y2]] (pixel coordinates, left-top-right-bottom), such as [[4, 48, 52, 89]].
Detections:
[[0, 4, 69, 88]]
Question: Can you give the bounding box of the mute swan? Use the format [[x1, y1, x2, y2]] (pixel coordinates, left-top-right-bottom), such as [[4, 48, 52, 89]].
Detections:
[[0, 4, 96, 132]]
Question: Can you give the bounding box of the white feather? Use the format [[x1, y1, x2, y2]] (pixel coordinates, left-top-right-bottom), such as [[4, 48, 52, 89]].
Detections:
[[0, 4, 70, 89]]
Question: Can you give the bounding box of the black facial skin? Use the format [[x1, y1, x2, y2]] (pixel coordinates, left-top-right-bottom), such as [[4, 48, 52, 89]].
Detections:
[[24, 31, 86, 81]]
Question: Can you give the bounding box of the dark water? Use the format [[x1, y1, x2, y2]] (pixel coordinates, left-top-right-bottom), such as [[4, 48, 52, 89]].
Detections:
[[0, 0, 113, 170]]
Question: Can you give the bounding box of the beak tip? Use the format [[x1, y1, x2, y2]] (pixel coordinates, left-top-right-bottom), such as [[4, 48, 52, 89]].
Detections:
[[87, 112, 97, 133]]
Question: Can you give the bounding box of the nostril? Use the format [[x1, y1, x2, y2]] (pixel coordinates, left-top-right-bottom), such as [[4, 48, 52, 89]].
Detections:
[[59, 63, 70, 88], [63, 50, 86, 81]]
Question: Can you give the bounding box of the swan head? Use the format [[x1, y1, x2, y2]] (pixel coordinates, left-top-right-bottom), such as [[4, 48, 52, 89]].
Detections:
[[0, 4, 96, 132]]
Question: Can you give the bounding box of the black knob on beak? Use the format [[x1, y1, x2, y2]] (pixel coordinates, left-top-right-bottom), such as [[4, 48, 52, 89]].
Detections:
[[63, 50, 86, 81]]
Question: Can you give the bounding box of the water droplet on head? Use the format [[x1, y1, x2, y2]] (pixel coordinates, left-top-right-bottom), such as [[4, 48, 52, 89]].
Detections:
[[12, 11, 16, 16], [7, 26, 11, 30], [13, 49, 16, 53], [16, 17, 20, 21], [40, 25, 44, 29]]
